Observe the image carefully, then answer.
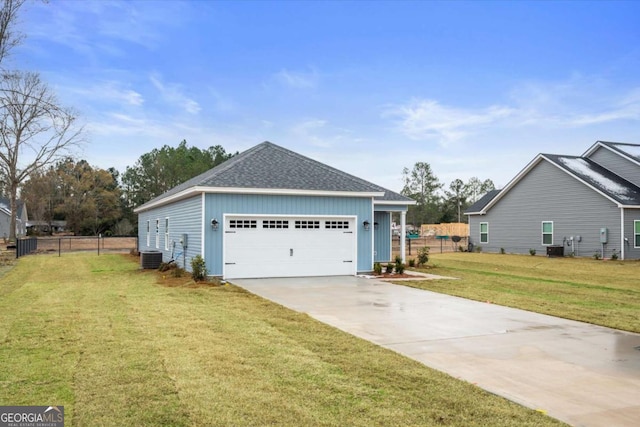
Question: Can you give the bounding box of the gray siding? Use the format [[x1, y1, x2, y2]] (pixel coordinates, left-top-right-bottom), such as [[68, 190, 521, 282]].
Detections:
[[374, 211, 391, 262], [469, 160, 624, 258], [588, 146, 640, 188], [137, 196, 202, 270]]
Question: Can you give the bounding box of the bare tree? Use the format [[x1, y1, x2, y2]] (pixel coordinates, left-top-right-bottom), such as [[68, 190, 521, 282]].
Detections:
[[0, 0, 26, 67], [0, 71, 82, 240]]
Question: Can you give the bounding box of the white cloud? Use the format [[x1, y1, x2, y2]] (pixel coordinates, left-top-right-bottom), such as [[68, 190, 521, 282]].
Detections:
[[387, 76, 640, 146], [150, 74, 201, 115], [386, 99, 514, 145], [274, 68, 319, 89]]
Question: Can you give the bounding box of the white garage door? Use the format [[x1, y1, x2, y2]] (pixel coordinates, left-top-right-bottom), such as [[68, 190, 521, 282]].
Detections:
[[223, 216, 356, 279]]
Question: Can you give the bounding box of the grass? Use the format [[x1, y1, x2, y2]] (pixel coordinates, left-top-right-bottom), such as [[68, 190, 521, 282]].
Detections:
[[0, 253, 564, 426], [408, 252, 640, 333]]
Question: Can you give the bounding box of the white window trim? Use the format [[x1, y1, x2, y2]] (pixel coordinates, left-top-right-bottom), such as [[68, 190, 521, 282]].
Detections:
[[479, 222, 488, 244], [634, 220, 640, 248], [155, 219, 160, 249], [146, 220, 150, 247], [165, 217, 170, 251], [542, 221, 553, 246]]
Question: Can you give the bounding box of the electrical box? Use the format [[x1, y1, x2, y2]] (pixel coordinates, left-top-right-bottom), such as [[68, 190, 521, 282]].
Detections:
[[180, 233, 188, 248], [599, 228, 608, 244]]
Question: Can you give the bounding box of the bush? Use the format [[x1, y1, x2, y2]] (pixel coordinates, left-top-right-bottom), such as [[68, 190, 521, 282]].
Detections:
[[611, 250, 619, 261], [500, 247, 505, 254], [593, 252, 601, 260], [158, 261, 175, 272], [529, 248, 536, 256], [373, 262, 382, 275], [190, 255, 208, 281], [395, 261, 405, 274], [475, 245, 482, 253], [395, 255, 403, 264], [416, 246, 429, 267], [408, 259, 415, 268], [385, 263, 394, 274]]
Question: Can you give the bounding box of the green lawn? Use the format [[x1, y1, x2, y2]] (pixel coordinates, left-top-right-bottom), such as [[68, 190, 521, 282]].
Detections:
[[0, 253, 564, 426], [408, 252, 640, 333]]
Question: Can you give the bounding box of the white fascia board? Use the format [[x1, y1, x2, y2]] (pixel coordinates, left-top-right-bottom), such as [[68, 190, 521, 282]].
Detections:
[[583, 141, 640, 167], [374, 199, 417, 206], [134, 186, 385, 213], [582, 141, 605, 158]]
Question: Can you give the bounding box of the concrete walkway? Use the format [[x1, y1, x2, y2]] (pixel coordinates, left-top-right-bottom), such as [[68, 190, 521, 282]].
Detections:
[[232, 276, 640, 427]]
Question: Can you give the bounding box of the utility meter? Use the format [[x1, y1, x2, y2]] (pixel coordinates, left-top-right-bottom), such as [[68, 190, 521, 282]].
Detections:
[[599, 228, 608, 244]]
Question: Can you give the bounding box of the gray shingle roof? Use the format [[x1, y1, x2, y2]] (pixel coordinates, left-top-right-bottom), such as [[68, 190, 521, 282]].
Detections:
[[138, 141, 413, 210], [543, 154, 640, 205], [464, 189, 501, 214]]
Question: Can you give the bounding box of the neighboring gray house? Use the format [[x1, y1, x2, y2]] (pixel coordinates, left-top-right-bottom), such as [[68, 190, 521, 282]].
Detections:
[[134, 142, 415, 279], [0, 197, 28, 240], [466, 141, 640, 260]]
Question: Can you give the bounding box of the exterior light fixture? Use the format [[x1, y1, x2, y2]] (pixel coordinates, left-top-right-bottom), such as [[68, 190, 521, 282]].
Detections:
[[211, 218, 219, 230], [374, 222, 379, 230], [363, 220, 370, 231]]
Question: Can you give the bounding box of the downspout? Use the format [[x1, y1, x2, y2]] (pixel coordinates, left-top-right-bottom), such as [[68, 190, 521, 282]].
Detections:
[[371, 198, 375, 270], [620, 207, 625, 260], [201, 192, 206, 266]]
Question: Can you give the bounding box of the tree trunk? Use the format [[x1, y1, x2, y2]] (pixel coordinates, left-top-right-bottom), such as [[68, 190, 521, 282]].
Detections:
[[9, 182, 17, 241]]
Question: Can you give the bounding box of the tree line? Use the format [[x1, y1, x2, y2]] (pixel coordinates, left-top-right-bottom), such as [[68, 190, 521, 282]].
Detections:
[[401, 162, 495, 226], [21, 141, 235, 236]]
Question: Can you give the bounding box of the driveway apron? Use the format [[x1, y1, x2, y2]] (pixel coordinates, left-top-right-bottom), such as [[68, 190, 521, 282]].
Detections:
[[232, 276, 640, 427]]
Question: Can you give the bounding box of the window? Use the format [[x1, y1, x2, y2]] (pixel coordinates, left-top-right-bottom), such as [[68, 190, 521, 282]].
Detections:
[[542, 221, 553, 245], [146, 220, 150, 247], [479, 222, 488, 244], [295, 220, 320, 229], [263, 220, 289, 229], [155, 219, 160, 248], [635, 221, 640, 247], [229, 219, 257, 229], [325, 221, 349, 229], [165, 218, 170, 250]]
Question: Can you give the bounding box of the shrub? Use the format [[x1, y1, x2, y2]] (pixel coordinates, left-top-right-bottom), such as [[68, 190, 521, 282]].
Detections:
[[408, 259, 415, 268], [416, 246, 429, 267], [395, 255, 403, 264], [611, 250, 619, 261], [171, 267, 185, 278], [385, 263, 394, 274], [529, 248, 536, 256], [500, 247, 506, 254], [395, 262, 405, 274], [373, 262, 382, 275], [475, 245, 483, 253], [191, 255, 208, 281], [593, 252, 601, 260]]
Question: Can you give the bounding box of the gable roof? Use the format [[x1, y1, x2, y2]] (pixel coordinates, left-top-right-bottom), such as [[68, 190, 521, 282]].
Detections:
[[135, 141, 414, 212], [583, 140, 640, 166], [464, 189, 501, 214], [0, 197, 25, 218], [468, 151, 640, 216]]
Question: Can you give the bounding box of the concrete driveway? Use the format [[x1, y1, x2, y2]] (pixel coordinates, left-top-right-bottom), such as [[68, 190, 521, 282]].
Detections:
[[232, 275, 640, 427]]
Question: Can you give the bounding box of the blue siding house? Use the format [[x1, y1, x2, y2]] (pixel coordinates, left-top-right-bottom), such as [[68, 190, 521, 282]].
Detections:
[[466, 141, 640, 260], [134, 142, 414, 279]]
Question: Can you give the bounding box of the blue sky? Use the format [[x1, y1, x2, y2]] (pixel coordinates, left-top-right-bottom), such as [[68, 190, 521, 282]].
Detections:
[[15, 0, 640, 193]]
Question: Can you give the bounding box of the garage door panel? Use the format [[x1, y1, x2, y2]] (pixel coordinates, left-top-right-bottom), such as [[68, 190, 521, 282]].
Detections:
[[224, 216, 356, 279]]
